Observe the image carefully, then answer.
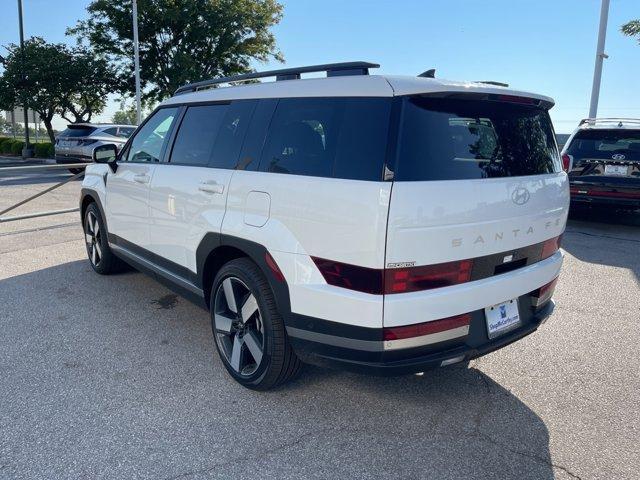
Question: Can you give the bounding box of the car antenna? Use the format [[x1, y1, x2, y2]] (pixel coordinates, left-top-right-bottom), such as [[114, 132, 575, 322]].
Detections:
[[418, 69, 436, 78]]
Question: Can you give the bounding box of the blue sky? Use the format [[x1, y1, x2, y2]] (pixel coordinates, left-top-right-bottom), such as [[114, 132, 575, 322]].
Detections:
[[1, 0, 638, 132]]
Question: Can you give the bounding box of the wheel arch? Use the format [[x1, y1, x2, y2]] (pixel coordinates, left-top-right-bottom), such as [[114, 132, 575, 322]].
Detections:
[[197, 233, 291, 314], [80, 188, 108, 231]]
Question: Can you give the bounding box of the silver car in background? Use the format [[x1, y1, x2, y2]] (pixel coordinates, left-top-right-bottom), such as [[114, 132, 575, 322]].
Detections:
[[55, 123, 136, 173]]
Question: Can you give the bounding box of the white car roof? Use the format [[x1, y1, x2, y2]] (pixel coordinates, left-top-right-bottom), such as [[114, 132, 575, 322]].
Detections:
[[161, 74, 554, 107]]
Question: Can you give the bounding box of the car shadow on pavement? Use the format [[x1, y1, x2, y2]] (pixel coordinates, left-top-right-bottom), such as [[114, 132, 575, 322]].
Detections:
[[0, 259, 558, 479], [563, 206, 640, 281]]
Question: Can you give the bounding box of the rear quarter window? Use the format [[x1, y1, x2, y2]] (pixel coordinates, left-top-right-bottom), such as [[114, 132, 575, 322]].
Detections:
[[395, 97, 560, 181], [258, 97, 391, 181]]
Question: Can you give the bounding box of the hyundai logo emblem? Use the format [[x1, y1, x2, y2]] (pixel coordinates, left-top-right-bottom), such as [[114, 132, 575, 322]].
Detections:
[[612, 153, 626, 161], [512, 187, 530, 205]]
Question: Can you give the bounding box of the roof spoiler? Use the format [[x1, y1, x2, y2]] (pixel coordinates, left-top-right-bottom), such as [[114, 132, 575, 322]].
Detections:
[[579, 118, 640, 127]]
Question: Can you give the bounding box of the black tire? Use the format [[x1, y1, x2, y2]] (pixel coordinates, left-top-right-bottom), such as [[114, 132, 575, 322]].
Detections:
[[83, 203, 124, 275], [210, 258, 302, 390]]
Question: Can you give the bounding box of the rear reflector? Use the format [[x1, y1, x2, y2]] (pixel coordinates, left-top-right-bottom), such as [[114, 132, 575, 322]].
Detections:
[[531, 276, 559, 307], [562, 153, 571, 172], [384, 259, 473, 294], [265, 252, 285, 282], [540, 235, 562, 260], [383, 313, 471, 341]]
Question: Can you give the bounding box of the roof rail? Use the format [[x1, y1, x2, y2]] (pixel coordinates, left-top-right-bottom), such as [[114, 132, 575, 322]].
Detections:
[[174, 61, 380, 95], [579, 118, 640, 127], [474, 80, 509, 87]]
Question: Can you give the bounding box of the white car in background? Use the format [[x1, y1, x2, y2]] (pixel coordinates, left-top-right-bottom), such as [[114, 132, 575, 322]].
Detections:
[[55, 123, 136, 173]]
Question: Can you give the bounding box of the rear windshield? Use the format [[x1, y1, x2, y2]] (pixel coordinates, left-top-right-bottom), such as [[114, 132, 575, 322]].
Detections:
[[59, 127, 97, 138], [566, 129, 640, 161], [395, 97, 560, 181]]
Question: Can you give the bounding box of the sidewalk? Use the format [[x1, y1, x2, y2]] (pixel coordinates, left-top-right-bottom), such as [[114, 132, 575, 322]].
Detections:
[[0, 156, 55, 167]]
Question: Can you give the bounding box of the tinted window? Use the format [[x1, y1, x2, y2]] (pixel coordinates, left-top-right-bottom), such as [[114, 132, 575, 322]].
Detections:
[[567, 129, 640, 161], [395, 97, 559, 181], [259, 98, 391, 180], [238, 99, 277, 171], [103, 127, 119, 136], [125, 107, 178, 163], [210, 100, 256, 169], [170, 104, 228, 166], [119, 127, 136, 138], [59, 127, 96, 138]]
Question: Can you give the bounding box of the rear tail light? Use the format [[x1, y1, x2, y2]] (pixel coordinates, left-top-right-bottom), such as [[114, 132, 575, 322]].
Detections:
[[311, 257, 473, 295], [383, 313, 471, 341], [384, 260, 473, 294], [492, 94, 538, 105], [561, 153, 571, 172], [540, 235, 562, 260], [531, 276, 559, 307], [311, 257, 383, 294]]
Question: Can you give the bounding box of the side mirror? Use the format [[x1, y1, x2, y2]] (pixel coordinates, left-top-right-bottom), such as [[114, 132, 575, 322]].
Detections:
[[93, 144, 118, 173]]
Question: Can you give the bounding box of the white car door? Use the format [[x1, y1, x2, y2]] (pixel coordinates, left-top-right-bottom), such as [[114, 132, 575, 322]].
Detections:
[[148, 100, 256, 273], [106, 107, 179, 250]]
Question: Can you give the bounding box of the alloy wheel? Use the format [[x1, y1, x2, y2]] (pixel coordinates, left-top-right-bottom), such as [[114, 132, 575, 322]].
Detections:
[[85, 211, 102, 267], [213, 276, 265, 376]]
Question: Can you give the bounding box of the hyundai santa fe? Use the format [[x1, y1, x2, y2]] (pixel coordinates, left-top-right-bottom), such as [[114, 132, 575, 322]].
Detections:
[[79, 62, 568, 390], [561, 118, 640, 209]]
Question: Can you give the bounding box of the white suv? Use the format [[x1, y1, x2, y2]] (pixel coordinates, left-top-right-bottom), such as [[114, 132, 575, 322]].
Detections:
[[80, 62, 568, 390]]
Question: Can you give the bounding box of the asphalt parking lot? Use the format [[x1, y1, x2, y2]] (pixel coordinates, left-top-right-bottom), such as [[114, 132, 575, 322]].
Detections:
[[1, 166, 639, 480]]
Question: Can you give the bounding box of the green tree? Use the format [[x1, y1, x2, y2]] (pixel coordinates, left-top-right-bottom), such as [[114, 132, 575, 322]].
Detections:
[[68, 0, 284, 103], [59, 47, 118, 124], [621, 20, 640, 44], [0, 38, 68, 142], [0, 38, 117, 142], [111, 106, 138, 125]]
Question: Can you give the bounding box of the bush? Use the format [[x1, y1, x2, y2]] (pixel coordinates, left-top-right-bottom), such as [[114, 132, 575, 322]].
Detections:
[[0, 138, 16, 154], [10, 141, 25, 155], [34, 142, 54, 158]]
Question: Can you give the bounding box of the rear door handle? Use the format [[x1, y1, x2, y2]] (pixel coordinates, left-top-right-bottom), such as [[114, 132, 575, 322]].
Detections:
[[133, 174, 150, 184], [198, 181, 224, 194]]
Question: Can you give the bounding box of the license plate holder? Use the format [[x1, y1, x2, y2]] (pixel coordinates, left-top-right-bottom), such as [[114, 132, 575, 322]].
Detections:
[[604, 164, 628, 176], [485, 299, 521, 339]]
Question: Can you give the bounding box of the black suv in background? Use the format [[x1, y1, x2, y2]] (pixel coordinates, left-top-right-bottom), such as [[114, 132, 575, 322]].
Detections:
[[561, 118, 640, 209]]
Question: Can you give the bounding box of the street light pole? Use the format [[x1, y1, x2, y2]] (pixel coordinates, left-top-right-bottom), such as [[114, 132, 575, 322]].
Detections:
[[132, 0, 142, 125], [17, 0, 32, 158], [588, 0, 610, 120]]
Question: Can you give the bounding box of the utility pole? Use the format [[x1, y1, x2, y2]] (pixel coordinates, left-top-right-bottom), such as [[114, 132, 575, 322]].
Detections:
[[588, 0, 610, 120], [17, 0, 33, 158], [132, 0, 142, 125]]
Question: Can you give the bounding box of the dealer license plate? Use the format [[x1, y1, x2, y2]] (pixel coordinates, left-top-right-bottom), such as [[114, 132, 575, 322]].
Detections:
[[604, 164, 628, 176], [485, 299, 521, 339]]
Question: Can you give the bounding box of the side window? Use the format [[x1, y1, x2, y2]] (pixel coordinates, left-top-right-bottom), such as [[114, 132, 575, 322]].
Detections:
[[257, 97, 391, 180], [259, 98, 339, 177], [103, 127, 119, 137], [125, 107, 178, 163], [209, 100, 257, 169], [237, 99, 277, 171], [169, 104, 228, 167]]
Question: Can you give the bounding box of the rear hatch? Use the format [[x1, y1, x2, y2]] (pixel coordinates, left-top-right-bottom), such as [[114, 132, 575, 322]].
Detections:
[[565, 128, 640, 199], [385, 95, 568, 289], [55, 125, 98, 155]]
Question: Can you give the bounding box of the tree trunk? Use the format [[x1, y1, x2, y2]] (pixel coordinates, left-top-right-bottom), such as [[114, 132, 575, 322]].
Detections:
[[42, 117, 56, 144]]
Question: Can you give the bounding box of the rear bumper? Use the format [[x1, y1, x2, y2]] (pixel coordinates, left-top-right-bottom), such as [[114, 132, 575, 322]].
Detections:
[[55, 154, 91, 165], [287, 296, 555, 376]]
